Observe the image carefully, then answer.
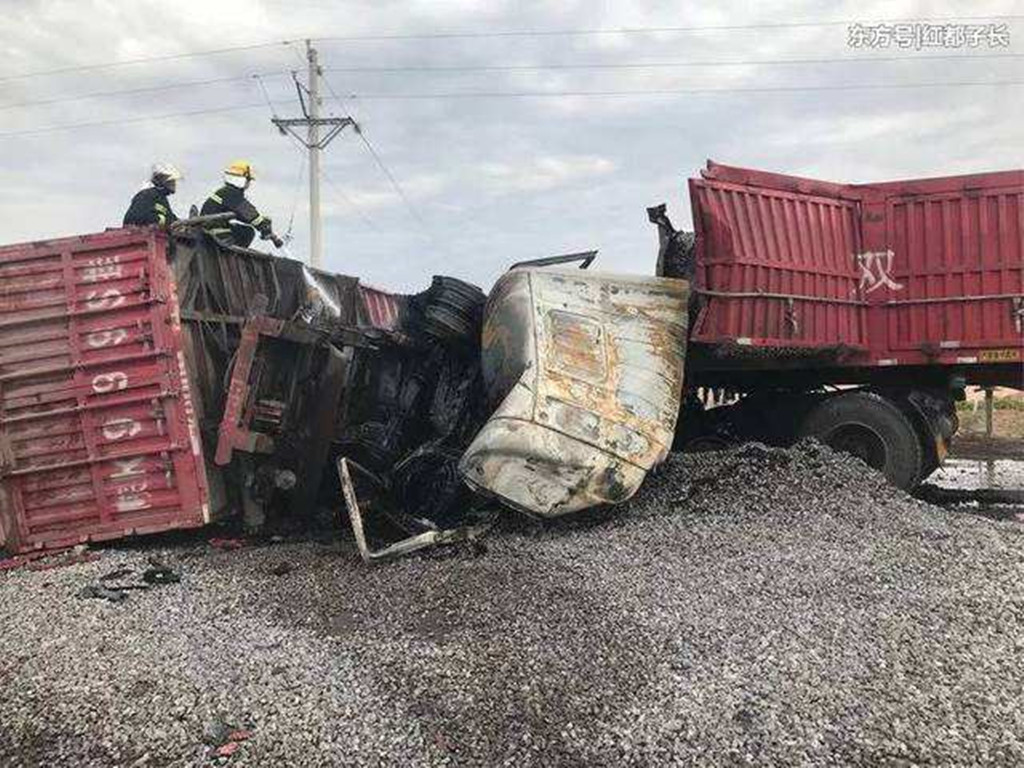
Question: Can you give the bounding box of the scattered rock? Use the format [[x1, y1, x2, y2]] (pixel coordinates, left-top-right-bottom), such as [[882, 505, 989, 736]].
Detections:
[[269, 562, 293, 577], [1, 441, 1022, 765]]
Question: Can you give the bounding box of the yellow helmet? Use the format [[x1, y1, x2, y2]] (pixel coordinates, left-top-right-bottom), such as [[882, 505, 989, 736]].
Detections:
[[224, 160, 254, 180]]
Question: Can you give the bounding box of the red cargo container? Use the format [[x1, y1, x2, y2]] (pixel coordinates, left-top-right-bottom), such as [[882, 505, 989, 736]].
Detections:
[[676, 161, 1022, 490], [0, 229, 209, 553], [689, 161, 1024, 383]]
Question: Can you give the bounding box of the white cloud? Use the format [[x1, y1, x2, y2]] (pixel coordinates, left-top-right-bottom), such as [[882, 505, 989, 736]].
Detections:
[[0, 0, 1020, 293], [477, 155, 617, 192]]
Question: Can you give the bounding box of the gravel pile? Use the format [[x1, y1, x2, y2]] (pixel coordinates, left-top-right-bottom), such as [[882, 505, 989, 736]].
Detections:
[[1, 441, 1023, 766]]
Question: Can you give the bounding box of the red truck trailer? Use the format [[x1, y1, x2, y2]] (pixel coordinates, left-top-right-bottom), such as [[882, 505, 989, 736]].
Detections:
[[0, 226, 488, 554], [662, 161, 1023, 488]]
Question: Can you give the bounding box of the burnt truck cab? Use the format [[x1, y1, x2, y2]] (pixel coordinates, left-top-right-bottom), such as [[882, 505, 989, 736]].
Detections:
[[460, 268, 689, 516]]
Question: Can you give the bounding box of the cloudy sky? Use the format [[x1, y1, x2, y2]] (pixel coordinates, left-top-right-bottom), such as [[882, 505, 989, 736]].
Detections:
[[1, 0, 1021, 291]]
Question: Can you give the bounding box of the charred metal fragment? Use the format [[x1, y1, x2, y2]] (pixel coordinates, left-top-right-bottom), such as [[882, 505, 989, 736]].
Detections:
[[647, 204, 696, 280], [338, 458, 493, 563]]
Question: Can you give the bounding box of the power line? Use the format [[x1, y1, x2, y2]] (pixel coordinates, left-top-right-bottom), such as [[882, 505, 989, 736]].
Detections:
[[323, 51, 1024, 74], [315, 15, 1022, 42], [2, 76, 1019, 139], [3, 15, 1017, 83], [283, 147, 308, 241], [321, 169, 383, 233], [0, 40, 296, 83], [2, 74, 1020, 139], [5, 50, 1015, 114], [0, 102, 267, 138], [253, 73, 284, 118], [321, 76, 434, 238], [0, 71, 290, 112], [335, 78, 1024, 101]]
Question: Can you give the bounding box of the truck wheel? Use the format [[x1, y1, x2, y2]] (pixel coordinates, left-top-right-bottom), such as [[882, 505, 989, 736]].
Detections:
[[798, 392, 922, 490]]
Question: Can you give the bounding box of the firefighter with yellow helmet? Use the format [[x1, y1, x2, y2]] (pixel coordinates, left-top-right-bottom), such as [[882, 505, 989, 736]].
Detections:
[[200, 161, 282, 248]]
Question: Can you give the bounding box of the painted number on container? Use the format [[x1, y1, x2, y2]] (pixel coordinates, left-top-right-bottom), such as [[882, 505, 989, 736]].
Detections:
[[110, 457, 150, 512], [85, 289, 125, 310], [114, 481, 150, 512], [110, 457, 145, 479], [92, 371, 128, 393], [101, 418, 142, 441], [85, 328, 128, 348]]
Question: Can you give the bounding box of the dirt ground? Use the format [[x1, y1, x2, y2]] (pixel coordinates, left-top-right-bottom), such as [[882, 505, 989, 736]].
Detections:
[[953, 401, 1024, 461]]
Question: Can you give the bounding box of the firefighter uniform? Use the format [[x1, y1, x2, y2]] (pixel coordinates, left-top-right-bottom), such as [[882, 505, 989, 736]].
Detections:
[[123, 187, 178, 227], [123, 163, 182, 228], [199, 184, 272, 248]]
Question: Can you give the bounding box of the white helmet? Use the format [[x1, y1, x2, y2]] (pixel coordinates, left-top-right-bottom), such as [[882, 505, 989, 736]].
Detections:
[[151, 162, 183, 184]]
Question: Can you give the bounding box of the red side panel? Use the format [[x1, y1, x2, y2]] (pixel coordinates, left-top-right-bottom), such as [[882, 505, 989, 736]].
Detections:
[[0, 229, 208, 553], [691, 162, 1024, 371], [689, 173, 867, 351], [358, 284, 405, 330], [883, 181, 1024, 361]]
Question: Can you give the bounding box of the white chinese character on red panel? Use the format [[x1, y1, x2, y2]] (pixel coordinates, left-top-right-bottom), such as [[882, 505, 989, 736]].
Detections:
[[857, 250, 904, 294]]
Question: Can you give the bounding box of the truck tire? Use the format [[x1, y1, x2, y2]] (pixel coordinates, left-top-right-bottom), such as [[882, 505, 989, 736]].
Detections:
[[798, 391, 922, 490]]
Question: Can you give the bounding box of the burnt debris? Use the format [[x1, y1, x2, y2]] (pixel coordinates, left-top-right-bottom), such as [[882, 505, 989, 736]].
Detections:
[[170, 228, 488, 549]]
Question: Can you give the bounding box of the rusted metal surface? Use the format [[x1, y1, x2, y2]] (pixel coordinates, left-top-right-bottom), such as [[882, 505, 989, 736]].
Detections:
[[688, 161, 1023, 384], [460, 268, 689, 517], [0, 229, 209, 553], [214, 314, 286, 466]]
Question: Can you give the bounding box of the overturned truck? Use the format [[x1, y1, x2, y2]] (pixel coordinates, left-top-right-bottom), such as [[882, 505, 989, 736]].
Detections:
[[0, 224, 689, 556], [4, 160, 1020, 557]]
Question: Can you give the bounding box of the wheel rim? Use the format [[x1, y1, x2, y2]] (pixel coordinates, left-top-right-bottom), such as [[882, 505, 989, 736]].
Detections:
[[825, 424, 887, 471]]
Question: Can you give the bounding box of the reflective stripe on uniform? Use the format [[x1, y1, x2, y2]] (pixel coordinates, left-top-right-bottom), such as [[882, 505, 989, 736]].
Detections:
[[209, 193, 224, 204], [154, 203, 168, 213], [208, 227, 232, 234], [251, 215, 264, 227]]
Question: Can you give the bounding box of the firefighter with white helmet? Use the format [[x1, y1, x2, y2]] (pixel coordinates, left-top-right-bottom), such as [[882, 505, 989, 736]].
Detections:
[[123, 163, 182, 227], [200, 160, 282, 248]]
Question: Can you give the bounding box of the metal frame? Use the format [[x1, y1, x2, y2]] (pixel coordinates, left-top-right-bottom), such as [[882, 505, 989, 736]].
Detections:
[[509, 250, 598, 271], [337, 457, 492, 563]]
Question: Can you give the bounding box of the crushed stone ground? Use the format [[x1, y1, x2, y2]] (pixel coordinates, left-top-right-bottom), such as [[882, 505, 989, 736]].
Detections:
[[1, 441, 1023, 766]]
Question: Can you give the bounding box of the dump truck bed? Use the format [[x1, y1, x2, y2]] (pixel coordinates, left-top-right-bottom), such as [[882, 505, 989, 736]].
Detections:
[[688, 162, 1024, 387]]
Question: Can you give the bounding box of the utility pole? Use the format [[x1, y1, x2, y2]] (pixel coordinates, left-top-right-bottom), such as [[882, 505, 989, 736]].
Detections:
[[272, 40, 357, 269], [307, 43, 322, 269]]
